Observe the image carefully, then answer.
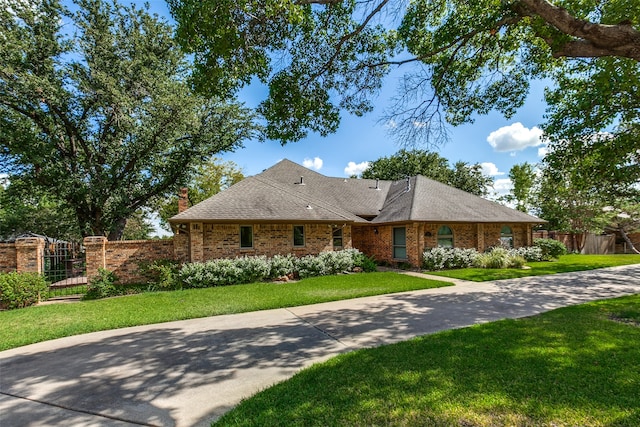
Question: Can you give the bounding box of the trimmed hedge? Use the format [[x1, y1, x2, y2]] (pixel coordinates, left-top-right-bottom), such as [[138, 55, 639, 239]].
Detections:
[[0, 272, 49, 310], [176, 249, 374, 289], [422, 246, 545, 271]]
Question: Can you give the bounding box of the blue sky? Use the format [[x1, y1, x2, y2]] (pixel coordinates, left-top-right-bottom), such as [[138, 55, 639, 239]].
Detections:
[[132, 0, 549, 199], [56, 0, 549, 235]]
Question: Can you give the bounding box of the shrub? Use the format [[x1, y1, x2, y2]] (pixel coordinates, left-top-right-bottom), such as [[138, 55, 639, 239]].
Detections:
[[138, 259, 181, 290], [84, 268, 120, 300], [512, 246, 544, 262], [294, 255, 328, 278], [534, 238, 568, 260], [0, 272, 49, 309], [353, 252, 377, 272], [267, 254, 295, 279], [474, 247, 510, 269], [422, 247, 479, 271], [177, 250, 372, 287], [234, 256, 271, 283]]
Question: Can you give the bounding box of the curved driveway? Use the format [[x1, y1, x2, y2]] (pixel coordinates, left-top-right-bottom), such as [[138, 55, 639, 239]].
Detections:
[[2, 264, 640, 427]]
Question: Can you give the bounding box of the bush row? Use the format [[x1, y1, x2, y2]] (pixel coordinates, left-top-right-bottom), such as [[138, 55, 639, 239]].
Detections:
[[0, 272, 49, 310], [177, 249, 375, 289], [422, 238, 568, 271]]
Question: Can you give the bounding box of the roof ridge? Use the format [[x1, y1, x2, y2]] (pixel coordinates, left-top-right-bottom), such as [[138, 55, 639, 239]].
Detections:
[[251, 174, 358, 222]]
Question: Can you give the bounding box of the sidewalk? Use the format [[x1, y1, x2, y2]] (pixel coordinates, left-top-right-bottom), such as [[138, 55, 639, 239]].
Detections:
[[1, 264, 640, 427]]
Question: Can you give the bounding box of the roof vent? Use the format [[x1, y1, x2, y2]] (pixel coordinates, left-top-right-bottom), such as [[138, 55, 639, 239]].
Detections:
[[297, 176, 305, 185], [306, 204, 313, 210], [406, 176, 411, 192], [375, 178, 380, 190]]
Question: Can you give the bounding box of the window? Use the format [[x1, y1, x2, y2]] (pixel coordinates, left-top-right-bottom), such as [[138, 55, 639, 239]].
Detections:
[[240, 225, 253, 248], [332, 228, 343, 247], [393, 227, 407, 259], [293, 225, 305, 246], [500, 225, 513, 248], [437, 226, 454, 248]]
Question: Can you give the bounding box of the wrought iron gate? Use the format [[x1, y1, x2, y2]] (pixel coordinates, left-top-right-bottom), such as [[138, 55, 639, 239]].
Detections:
[[42, 237, 85, 285]]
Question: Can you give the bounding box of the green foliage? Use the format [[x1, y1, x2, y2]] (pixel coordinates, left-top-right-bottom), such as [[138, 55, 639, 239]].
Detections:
[[83, 268, 119, 300], [0, 178, 81, 241], [0, 272, 449, 351], [0, 272, 48, 310], [138, 259, 181, 291], [214, 295, 640, 427], [155, 158, 244, 229], [353, 252, 378, 273], [0, 0, 256, 240], [533, 238, 568, 260], [500, 162, 537, 213], [362, 149, 493, 196], [423, 247, 479, 271], [169, 0, 639, 197], [177, 250, 369, 287]]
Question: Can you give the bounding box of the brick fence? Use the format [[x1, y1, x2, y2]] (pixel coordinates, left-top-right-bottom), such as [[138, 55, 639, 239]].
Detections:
[[0, 237, 45, 274], [1, 236, 177, 285], [84, 237, 177, 284]]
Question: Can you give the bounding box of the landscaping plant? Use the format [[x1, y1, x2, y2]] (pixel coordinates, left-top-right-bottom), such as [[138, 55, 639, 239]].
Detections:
[[0, 272, 48, 309]]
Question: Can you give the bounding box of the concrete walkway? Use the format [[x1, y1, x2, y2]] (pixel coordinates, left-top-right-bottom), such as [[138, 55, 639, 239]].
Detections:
[[2, 264, 640, 427]]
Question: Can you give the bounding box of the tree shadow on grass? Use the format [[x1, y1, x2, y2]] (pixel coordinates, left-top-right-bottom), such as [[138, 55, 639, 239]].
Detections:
[[219, 296, 640, 426], [2, 264, 639, 427]]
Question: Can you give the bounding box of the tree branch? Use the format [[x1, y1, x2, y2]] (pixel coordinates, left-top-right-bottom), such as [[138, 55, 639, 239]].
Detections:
[[517, 0, 640, 61]]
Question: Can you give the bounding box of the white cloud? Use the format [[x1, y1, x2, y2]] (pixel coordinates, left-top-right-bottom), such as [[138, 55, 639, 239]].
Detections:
[[344, 161, 370, 177], [303, 157, 323, 170], [0, 173, 8, 189], [537, 144, 549, 158], [487, 122, 544, 152], [480, 162, 505, 177], [488, 178, 514, 205]]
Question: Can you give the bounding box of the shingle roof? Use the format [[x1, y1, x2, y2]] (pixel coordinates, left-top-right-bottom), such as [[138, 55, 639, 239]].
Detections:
[[373, 176, 544, 223], [169, 159, 545, 224]]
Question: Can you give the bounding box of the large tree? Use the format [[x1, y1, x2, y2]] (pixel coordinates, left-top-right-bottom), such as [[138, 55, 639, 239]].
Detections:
[[500, 162, 537, 213], [0, 0, 256, 240], [169, 0, 639, 193], [361, 149, 493, 197], [156, 158, 245, 230]]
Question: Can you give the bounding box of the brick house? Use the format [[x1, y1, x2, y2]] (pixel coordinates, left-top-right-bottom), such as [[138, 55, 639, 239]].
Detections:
[[169, 159, 545, 267]]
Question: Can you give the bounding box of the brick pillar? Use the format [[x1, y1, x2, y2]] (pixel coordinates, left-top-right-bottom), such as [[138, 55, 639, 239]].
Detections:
[[189, 223, 203, 263], [477, 223, 485, 252], [178, 188, 189, 213], [15, 237, 45, 274], [84, 236, 107, 279]]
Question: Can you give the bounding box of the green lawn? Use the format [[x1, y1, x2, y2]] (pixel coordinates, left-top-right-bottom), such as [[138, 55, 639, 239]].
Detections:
[[428, 254, 640, 282], [0, 272, 448, 351], [215, 294, 640, 427]]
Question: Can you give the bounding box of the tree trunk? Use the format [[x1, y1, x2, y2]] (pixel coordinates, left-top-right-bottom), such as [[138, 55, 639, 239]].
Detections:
[[107, 217, 127, 241], [618, 226, 640, 254]]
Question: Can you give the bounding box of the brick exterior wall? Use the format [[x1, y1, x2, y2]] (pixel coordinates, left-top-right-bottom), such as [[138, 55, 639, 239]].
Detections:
[[194, 223, 352, 261], [353, 222, 533, 267], [0, 244, 18, 272], [84, 237, 175, 284]]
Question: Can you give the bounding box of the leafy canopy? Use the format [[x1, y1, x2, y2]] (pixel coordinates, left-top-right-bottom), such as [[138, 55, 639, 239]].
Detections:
[[156, 158, 245, 230], [361, 149, 493, 197], [170, 0, 640, 194], [0, 0, 257, 240]]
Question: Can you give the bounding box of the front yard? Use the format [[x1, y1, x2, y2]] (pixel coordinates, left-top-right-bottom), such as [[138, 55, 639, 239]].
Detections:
[[427, 254, 640, 281], [0, 272, 448, 351], [215, 294, 640, 426]]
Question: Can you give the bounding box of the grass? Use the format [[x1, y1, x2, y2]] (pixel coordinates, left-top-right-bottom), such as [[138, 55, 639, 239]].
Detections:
[[215, 294, 640, 427], [0, 272, 449, 351], [428, 254, 640, 282]]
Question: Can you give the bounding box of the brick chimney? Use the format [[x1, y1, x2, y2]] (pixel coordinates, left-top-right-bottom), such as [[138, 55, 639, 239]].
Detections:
[[178, 188, 189, 213]]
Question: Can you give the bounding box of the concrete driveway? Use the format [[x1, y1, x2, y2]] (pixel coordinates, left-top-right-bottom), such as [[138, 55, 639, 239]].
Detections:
[[2, 264, 640, 427]]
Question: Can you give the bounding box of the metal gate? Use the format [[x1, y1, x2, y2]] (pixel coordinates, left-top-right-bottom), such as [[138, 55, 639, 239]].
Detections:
[[42, 237, 86, 290]]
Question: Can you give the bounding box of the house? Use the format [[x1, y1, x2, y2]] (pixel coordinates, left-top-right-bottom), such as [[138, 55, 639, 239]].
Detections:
[[169, 159, 545, 267]]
